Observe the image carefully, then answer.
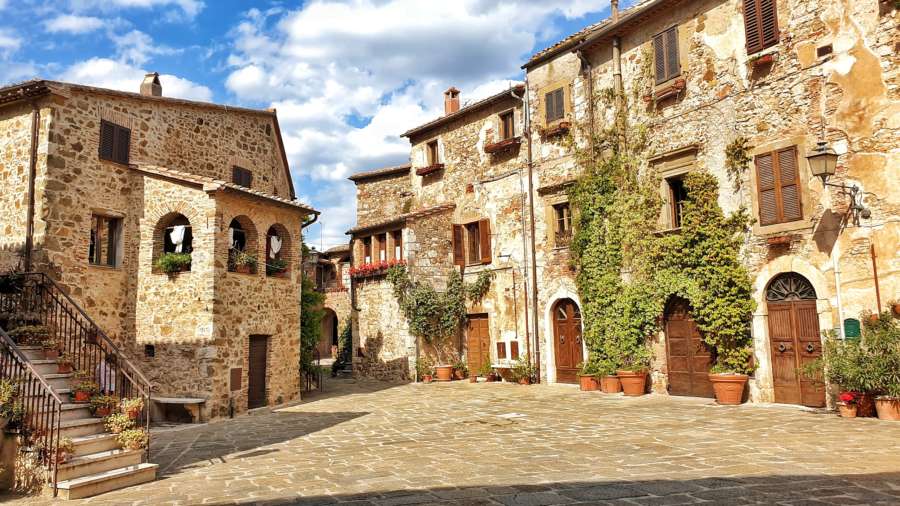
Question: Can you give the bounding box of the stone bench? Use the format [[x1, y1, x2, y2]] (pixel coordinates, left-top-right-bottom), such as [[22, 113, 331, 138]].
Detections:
[[150, 397, 206, 424]]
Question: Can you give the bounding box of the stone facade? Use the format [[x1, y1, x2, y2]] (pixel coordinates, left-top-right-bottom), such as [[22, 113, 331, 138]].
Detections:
[[0, 79, 316, 420], [304, 245, 352, 360], [348, 0, 899, 407]]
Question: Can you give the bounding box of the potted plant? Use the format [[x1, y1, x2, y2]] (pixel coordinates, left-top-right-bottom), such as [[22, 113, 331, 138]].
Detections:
[[478, 356, 496, 382], [510, 354, 535, 385], [577, 359, 600, 391], [120, 397, 144, 420], [57, 353, 74, 374], [72, 370, 98, 402], [267, 258, 289, 277], [838, 392, 858, 418], [41, 335, 60, 360], [90, 394, 120, 418], [154, 252, 192, 274], [49, 437, 75, 464], [8, 325, 49, 346], [616, 347, 652, 397], [104, 412, 134, 434], [116, 428, 148, 451], [862, 311, 900, 420], [231, 250, 257, 274], [453, 360, 468, 381], [434, 364, 453, 382], [804, 332, 874, 416], [416, 357, 433, 383]]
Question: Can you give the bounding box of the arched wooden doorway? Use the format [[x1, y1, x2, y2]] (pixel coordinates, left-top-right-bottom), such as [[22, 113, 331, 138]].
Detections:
[[318, 309, 338, 359], [664, 297, 714, 398], [552, 299, 583, 383], [766, 273, 825, 407]]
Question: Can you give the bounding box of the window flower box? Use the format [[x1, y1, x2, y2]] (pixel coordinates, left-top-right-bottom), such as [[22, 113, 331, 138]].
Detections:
[[748, 51, 777, 69], [540, 121, 570, 139], [416, 164, 444, 177], [350, 259, 406, 279], [484, 136, 522, 154], [650, 78, 686, 102]]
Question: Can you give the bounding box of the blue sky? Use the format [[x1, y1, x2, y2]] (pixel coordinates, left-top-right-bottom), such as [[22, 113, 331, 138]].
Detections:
[[0, 0, 626, 249]]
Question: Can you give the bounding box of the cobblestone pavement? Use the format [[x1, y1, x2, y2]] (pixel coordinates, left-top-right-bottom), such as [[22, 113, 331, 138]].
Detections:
[[6, 379, 900, 505]]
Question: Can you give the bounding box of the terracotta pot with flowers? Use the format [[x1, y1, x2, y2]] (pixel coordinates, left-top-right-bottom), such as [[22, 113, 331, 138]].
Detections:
[[41, 336, 61, 360], [838, 392, 857, 418], [71, 370, 98, 403], [57, 353, 74, 374], [120, 397, 144, 420], [577, 359, 600, 392], [416, 357, 434, 384], [90, 394, 120, 418]]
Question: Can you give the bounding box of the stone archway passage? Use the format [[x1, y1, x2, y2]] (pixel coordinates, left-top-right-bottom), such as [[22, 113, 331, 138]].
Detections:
[[552, 299, 583, 383], [318, 309, 338, 359], [766, 273, 825, 407], [665, 297, 714, 398]]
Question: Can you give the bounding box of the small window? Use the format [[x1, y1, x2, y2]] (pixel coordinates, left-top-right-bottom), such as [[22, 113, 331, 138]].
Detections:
[[377, 233, 387, 262], [755, 146, 802, 226], [510, 341, 520, 360], [499, 110, 515, 140], [427, 140, 440, 166], [553, 202, 572, 246], [163, 216, 193, 254], [233, 166, 253, 188], [667, 178, 688, 228], [392, 230, 403, 260], [743, 0, 779, 54], [363, 237, 372, 264], [653, 26, 680, 84], [89, 214, 122, 267], [144, 345, 155, 358], [99, 120, 131, 165], [465, 222, 481, 265], [545, 88, 565, 123], [496, 342, 507, 360]]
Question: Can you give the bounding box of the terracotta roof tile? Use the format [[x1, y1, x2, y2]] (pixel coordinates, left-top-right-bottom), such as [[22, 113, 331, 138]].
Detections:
[[347, 203, 455, 235], [400, 84, 524, 139], [347, 163, 412, 183]]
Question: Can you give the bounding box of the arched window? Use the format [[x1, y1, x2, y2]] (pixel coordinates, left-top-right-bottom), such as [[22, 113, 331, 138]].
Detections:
[[766, 273, 816, 302], [266, 224, 292, 277], [163, 215, 192, 254], [227, 216, 258, 274], [154, 213, 193, 273]]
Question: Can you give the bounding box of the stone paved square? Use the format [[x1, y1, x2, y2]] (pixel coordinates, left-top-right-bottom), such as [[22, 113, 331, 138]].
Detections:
[[5, 378, 900, 505]]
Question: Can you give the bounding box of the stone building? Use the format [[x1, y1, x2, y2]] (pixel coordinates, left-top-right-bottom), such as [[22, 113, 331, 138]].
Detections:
[[0, 76, 318, 420], [348, 0, 898, 409], [305, 244, 352, 360]]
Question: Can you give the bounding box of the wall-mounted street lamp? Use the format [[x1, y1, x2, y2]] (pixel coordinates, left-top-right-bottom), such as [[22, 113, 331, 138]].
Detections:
[[806, 140, 871, 220]]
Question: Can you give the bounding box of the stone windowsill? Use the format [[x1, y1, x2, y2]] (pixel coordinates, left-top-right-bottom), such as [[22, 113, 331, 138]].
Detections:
[[541, 121, 570, 138], [484, 136, 522, 154], [753, 218, 813, 238], [416, 164, 444, 176], [87, 263, 121, 271]]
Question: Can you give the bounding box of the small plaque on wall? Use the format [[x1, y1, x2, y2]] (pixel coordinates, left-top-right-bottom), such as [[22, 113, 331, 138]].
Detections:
[[230, 368, 242, 391], [844, 319, 861, 339]]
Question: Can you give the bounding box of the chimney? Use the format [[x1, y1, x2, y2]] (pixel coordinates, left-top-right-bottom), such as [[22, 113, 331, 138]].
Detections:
[[444, 87, 460, 115], [140, 72, 162, 97], [611, 0, 619, 23]]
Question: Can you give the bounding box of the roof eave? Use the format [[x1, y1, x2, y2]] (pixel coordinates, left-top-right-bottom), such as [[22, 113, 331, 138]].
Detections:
[[572, 0, 676, 54], [400, 85, 525, 140]]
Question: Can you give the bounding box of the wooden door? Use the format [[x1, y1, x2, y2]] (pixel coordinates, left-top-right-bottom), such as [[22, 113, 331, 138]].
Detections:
[[466, 314, 490, 373], [248, 336, 268, 409], [766, 272, 823, 407], [553, 299, 583, 383], [665, 298, 714, 398]]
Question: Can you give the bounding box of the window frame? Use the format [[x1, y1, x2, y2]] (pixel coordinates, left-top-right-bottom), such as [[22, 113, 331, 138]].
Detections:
[[362, 237, 372, 264], [666, 177, 688, 229], [98, 120, 131, 166], [89, 214, 123, 268], [465, 222, 481, 266], [499, 109, 515, 140], [653, 25, 681, 85], [544, 88, 565, 123], [376, 233, 387, 262], [232, 166, 253, 188], [426, 140, 440, 166], [392, 230, 403, 260], [743, 0, 779, 55]]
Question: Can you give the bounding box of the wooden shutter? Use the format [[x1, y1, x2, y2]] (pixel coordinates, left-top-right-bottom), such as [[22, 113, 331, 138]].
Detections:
[[478, 219, 492, 265], [544, 91, 556, 123], [114, 125, 130, 165], [99, 121, 115, 161], [510, 341, 519, 360], [744, 0, 778, 54], [496, 342, 507, 360], [653, 33, 667, 84], [554, 89, 564, 120], [755, 152, 778, 225], [452, 225, 464, 266], [654, 27, 680, 84], [777, 147, 802, 222]]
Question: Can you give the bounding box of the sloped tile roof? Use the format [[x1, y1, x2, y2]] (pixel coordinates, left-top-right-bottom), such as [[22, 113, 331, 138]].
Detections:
[[346, 203, 456, 235], [400, 84, 525, 139], [348, 163, 412, 183]]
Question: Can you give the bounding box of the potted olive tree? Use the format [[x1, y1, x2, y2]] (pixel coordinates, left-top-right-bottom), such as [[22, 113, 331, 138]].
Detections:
[[863, 311, 900, 420], [510, 354, 535, 385]]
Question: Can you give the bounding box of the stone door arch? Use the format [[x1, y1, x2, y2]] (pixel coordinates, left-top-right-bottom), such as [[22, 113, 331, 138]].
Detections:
[[318, 308, 338, 359], [552, 298, 583, 384]]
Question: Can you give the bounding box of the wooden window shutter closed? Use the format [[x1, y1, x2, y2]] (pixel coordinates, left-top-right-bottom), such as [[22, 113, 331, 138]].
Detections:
[[496, 342, 507, 360], [665, 27, 679, 80], [744, 0, 778, 54], [452, 225, 464, 266], [99, 121, 115, 161], [777, 147, 802, 222], [114, 126, 130, 165], [755, 152, 778, 226], [478, 219, 492, 264], [653, 33, 667, 84], [554, 89, 564, 120]]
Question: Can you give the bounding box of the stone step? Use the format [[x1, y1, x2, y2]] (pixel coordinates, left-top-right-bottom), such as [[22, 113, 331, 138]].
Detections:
[[33, 403, 93, 423], [18, 346, 46, 361], [70, 433, 119, 457], [57, 448, 143, 482], [30, 359, 68, 375], [59, 418, 106, 439], [43, 373, 74, 390], [53, 463, 157, 500]]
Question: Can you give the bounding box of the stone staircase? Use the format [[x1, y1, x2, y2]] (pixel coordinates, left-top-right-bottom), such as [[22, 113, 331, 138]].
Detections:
[[19, 345, 158, 500]]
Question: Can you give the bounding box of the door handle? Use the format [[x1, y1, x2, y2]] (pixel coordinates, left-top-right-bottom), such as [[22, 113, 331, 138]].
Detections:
[[778, 343, 787, 353], [806, 343, 815, 353]]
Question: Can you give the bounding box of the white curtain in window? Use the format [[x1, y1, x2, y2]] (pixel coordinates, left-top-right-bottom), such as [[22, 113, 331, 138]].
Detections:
[[269, 235, 282, 259], [228, 227, 235, 249], [170, 225, 186, 253]]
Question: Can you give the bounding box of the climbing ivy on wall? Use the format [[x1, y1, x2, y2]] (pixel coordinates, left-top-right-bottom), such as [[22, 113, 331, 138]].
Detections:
[[568, 87, 756, 375]]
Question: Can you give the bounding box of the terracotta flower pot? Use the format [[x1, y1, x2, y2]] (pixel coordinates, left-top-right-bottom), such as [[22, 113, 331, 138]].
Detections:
[[453, 369, 466, 381], [234, 264, 253, 274], [855, 393, 876, 417], [617, 370, 647, 396], [126, 407, 142, 420], [44, 349, 60, 360], [601, 375, 622, 394], [486, 373, 499, 383], [74, 390, 91, 402], [421, 375, 433, 384], [518, 377, 531, 385], [875, 397, 900, 421], [708, 373, 748, 405], [95, 406, 112, 418], [57, 363, 73, 374], [469, 375, 477, 383], [578, 374, 599, 391], [892, 303, 900, 317], [838, 402, 857, 418], [434, 365, 453, 382]]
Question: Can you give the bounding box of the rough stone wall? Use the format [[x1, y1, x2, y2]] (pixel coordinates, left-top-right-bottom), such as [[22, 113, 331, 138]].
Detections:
[[0, 87, 306, 420], [353, 278, 412, 380], [527, 0, 899, 398], [355, 173, 413, 228]]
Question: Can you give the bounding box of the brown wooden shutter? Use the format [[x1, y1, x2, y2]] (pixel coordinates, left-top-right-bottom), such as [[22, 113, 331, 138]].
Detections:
[[554, 89, 564, 120], [113, 125, 131, 165], [777, 146, 802, 222], [496, 342, 507, 360], [544, 91, 556, 122], [99, 121, 115, 161], [756, 152, 778, 226], [452, 225, 464, 266], [744, 0, 778, 54], [653, 33, 667, 84], [510, 341, 519, 360], [759, 0, 779, 50], [665, 27, 679, 79], [478, 219, 492, 265]]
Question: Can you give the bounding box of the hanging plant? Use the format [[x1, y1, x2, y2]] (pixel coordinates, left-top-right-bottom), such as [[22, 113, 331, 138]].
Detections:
[[725, 136, 752, 190]]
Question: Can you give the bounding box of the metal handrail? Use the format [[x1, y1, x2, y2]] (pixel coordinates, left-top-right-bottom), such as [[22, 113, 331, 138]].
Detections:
[[0, 325, 63, 495]]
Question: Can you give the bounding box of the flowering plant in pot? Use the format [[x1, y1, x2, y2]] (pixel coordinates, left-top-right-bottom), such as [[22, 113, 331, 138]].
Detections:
[[72, 370, 98, 402], [803, 331, 874, 416], [116, 428, 148, 451], [90, 394, 120, 418], [510, 354, 535, 385], [104, 412, 134, 434], [577, 358, 601, 391], [120, 397, 145, 420], [8, 325, 49, 346], [838, 392, 858, 418], [57, 353, 74, 374], [453, 359, 468, 381], [230, 249, 257, 274], [415, 357, 434, 383], [41, 335, 60, 360], [860, 310, 900, 421]]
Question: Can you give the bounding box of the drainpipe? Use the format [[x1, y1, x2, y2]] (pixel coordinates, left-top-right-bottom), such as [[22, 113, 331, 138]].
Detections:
[[611, 0, 624, 122], [510, 88, 534, 373], [522, 78, 541, 382], [24, 102, 40, 272]]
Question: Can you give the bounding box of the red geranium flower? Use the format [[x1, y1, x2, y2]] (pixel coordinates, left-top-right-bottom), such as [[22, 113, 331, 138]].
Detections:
[[839, 392, 856, 404]]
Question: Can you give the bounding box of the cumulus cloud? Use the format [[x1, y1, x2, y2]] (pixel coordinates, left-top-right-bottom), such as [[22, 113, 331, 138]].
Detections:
[[59, 57, 213, 102], [44, 15, 106, 34], [112, 29, 180, 66], [224, 0, 611, 247], [67, 0, 204, 21]]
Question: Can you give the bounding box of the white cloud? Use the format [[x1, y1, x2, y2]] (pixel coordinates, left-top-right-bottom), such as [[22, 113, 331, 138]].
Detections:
[[59, 57, 212, 102], [0, 28, 21, 54], [112, 30, 179, 66], [67, 0, 205, 21], [0, 1, 7, 9], [44, 15, 106, 34]]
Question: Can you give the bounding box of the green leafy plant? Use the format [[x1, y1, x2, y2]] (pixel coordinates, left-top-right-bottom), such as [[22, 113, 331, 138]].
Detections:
[[266, 258, 289, 276], [415, 356, 433, 379], [331, 321, 353, 377], [120, 397, 144, 418], [510, 354, 535, 383], [230, 249, 257, 270], [725, 136, 752, 189], [90, 394, 120, 415], [104, 412, 134, 434], [454, 359, 468, 377], [299, 264, 325, 373], [478, 356, 493, 377], [72, 370, 98, 395], [154, 252, 192, 273], [860, 310, 900, 398], [8, 325, 49, 346], [0, 379, 24, 428], [115, 428, 148, 450]]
